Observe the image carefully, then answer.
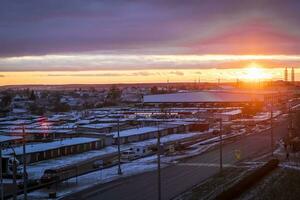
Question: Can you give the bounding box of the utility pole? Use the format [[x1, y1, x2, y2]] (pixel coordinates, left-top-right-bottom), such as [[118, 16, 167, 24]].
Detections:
[[157, 121, 162, 200], [12, 157, 17, 200], [219, 118, 223, 173], [288, 100, 294, 140], [0, 144, 3, 200], [270, 101, 274, 157], [117, 119, 122, 175], [22, 126, 28, 200], [288, 102, 291, 137]]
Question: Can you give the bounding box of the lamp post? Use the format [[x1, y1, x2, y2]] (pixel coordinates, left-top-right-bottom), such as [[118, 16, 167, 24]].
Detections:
[[22, 126, 28, 200], [270, 101, 274, 157], [117, 119, 122, 175], [219, 118, 223, 173], [6, 144, 18, 200], [157, 121, 161, 200], [0, 144, 3, 200], [12, 154, 17, 200]]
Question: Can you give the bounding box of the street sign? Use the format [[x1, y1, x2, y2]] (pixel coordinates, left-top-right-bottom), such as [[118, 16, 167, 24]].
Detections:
[[234, 149, 241, 161], [169, 145, 175, 153]]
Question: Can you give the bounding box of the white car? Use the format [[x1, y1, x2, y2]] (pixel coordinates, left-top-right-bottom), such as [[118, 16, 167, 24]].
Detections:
[[121, 150, 139, 162]]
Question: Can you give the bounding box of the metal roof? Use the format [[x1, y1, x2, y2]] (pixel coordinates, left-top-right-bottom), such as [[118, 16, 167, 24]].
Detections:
[[143, 91, 267, 103]]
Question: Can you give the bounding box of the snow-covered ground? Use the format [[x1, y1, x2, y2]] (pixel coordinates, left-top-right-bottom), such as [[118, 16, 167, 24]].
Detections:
[[26, 146, 118, 179], [3, 137, 101, 156], [25, 131, 207, 180], [24, 155, 165, 199], [11, 109, 288, 199], [234, 110, 282, 123], [25, 133, 219, 199]]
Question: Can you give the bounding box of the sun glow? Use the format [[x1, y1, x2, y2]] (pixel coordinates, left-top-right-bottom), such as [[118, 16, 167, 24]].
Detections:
[[241, 63, 272, 81]]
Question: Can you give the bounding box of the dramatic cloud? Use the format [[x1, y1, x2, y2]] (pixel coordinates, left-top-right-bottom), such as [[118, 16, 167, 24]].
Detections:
[[169, 71, 184, 76], [0, 0, 300, 78], [45, 71, 183, 77], [1, 54, 300, 72], [1, 0, 300, 58], [46, 72, 160, 77]]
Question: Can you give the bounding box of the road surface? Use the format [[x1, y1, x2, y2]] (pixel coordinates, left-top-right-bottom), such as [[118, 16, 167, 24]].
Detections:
[[63, 121, 288, 200]]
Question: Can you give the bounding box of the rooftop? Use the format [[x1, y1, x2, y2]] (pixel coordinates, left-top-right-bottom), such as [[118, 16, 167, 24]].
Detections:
[[0, 135, 22, 143], [3, 137, 101, 156], [143, 91, 270, 103]]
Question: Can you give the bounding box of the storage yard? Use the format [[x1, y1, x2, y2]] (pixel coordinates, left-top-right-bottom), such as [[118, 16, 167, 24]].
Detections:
[[0, 89, 297, 199]]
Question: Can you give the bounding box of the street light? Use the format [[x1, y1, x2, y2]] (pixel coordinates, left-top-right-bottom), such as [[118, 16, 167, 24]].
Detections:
[[117, 119, 122, 175], [0, 143, 4, 200], [219, 118, 223, 173], [0, 142, 19, 200], [157, 121, 161, 200], [270, 100, 274, 157], [22, 126, 28, 200], [7, 145, 18, 200]]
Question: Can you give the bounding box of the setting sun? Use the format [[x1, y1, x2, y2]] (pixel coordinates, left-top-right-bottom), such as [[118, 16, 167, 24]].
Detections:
[[241, 63, 272, 81]]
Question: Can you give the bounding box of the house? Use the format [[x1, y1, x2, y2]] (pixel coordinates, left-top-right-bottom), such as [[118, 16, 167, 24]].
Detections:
[[213, 109, 242, 121], [10, 95, 33, 114], [60, 96, 83, 107]]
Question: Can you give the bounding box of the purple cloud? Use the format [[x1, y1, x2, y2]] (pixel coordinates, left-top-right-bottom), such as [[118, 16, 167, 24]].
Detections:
[[1, 0, 300, 59]]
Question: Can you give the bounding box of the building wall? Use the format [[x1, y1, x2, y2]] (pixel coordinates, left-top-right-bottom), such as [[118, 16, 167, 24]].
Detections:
[[15, 140, 104, 164], [113, 123, 200, 144]]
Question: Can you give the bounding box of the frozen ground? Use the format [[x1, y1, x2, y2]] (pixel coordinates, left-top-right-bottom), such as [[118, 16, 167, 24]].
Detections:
[[26, 146, 118, 179], [18, 117, 276, 199], [25, 155, 164, 199], [25, 131, 204, 180], [24, 134, 218, 200]]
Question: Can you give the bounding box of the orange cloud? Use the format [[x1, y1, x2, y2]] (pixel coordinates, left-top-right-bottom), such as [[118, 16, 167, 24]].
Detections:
[[187, 19, 300, 55]]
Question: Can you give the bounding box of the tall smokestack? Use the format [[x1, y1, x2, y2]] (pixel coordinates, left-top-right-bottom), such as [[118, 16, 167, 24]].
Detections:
[[291, 67, 295, 83], [284, 67, 288, 82]]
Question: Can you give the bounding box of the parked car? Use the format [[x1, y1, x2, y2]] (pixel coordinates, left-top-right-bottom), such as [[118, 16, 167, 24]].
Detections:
[[93, 160, 104, 169], [121, 150, 139, 162]]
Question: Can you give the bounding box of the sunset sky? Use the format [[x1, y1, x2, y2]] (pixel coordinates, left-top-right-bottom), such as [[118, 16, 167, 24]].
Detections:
[[1, 0, 300, 85]]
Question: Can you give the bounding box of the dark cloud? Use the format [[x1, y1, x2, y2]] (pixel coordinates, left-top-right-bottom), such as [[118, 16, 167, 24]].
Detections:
[[46, 71, 160, 77], [47, 73, 129, 77], [1, 0, 300, 58], [169, 71, 184, 76], [45, 71, 186, 77]]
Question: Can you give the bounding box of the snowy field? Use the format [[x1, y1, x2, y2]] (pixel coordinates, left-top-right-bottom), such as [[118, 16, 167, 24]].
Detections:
[[22, 155, 166, 199], [17, 112, 284, 199], [25, 131, 206, 180], [24, 133, 218, 200]]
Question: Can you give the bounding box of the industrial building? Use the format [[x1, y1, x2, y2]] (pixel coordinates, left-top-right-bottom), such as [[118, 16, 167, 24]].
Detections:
[[109, 122, 209, 144], [143, 90, 285, 107], [2, 137, 105, 167]]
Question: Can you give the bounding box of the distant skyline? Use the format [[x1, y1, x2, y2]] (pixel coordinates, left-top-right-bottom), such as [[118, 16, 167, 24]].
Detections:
[[1, 0, 300, 85]]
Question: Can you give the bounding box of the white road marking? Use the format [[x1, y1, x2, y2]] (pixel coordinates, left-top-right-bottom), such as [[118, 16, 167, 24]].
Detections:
[[171, 162, 239, 168]]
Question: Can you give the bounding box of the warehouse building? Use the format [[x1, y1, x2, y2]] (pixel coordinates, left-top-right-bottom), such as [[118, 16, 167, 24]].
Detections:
[[2, 137, 105, 166], [109, 122, 209, 144], [143, 90, 283, 106]]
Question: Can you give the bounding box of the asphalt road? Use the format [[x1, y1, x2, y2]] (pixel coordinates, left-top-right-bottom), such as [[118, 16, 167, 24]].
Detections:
[[63, 121, 288, 200]]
